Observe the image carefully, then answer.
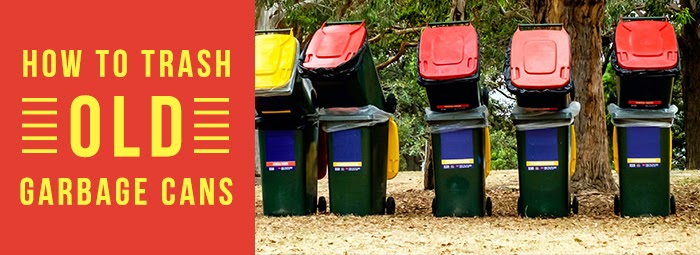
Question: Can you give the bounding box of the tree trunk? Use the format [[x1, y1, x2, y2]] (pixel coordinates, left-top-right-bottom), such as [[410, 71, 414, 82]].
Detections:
[[424, 0, 468, 190], [528, 0, 616, 192], [423, 139, 434, 190], [450, 0, 467, 21], [681, 0, 700, 170]]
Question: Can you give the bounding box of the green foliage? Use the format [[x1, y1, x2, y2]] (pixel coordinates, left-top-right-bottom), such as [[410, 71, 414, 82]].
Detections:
[[256, 0, 694, 170], [489, 125, 518, 170]]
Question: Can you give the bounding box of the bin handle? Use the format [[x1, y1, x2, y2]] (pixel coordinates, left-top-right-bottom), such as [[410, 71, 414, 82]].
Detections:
[[518, 23, 563, 31], [255, 28, 294, 35], [621, 16, 668, 22], [428, 20, 471, 27], [324, 20, 365, 26]]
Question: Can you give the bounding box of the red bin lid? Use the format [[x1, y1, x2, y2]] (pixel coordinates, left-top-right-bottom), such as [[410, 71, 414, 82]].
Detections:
[[509, 27, 571, 90], [615, 19, 678, 70], [302, 21, 367, 69], [418, 25, 479, 80]]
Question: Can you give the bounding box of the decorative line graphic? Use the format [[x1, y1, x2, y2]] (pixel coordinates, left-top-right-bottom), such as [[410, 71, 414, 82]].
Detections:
[[21, 98, 59, 154], [21, 149, 58, 154], [194, 149, 230, 154], [194, 123, 229, 128], [22, 110, 57, 115], [22, 136, 58, 141], [192, 97, 231, 154], [193, 98, 229, 103], [22, 123, 57, 128], [193, 110, 229, 115], [194, 136, 230, 141], [21, 98, 58, 103]]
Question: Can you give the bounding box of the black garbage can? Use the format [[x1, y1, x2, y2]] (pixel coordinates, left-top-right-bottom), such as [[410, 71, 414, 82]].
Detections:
[[611, 17, 680, 109], [299, 21, 386, 111], [255, 29, 315, 117], [417, 21, 484, 112], [505, 24, 573, 110]]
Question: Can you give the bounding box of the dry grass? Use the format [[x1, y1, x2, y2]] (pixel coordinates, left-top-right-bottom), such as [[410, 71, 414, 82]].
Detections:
[[256, 170, 700, 254]]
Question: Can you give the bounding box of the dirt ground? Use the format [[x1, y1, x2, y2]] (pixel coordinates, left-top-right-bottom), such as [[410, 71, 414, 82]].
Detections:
[[256, 170, 700, 254]]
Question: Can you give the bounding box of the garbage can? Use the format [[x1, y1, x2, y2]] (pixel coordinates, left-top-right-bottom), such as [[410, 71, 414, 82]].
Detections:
[[426, 106, 492, 217], [511, 102, 580, 218], [418, 21, 486, 112], [611, 17, 680, 109], [319, 106, 398, 215], [505, 24, 573, 110], [255, 29, 315, 117], [609, 104, 677, 216], [256, 116, 326, 216], [299, 21, 386, 110]]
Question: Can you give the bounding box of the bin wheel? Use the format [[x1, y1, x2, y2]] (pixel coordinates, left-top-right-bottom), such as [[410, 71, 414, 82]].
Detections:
[[485, 197, 493, 216], [517, 197, 523, 217], [613, 195, 620, 216], [431, 197, 437, 216], [385, 93, 397, 114], [571, 196, 579, 215], [671, 194, 676, 215], [317, 196, 327, 213], [385, 197, 396, 215]]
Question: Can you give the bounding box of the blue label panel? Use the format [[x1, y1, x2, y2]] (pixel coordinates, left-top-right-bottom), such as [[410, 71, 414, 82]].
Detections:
[[626, 127, 661, 168], [264, 130, 296, 171], [525, 128, 559, 171], [440, 129, 474, 170], [332, 129, 362, 172]]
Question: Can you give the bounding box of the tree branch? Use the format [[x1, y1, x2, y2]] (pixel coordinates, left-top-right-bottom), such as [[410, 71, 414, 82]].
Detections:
[[668, 3, 682, 13], [494, 87, 516, 100], [369, 27, 423, 43], [375, 41, 417, 70], [337, 0, 353, 20]]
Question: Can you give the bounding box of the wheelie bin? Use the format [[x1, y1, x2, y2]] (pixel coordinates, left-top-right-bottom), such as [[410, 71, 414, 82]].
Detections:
[[318, 106, 399, 216], [418, 21, 486, 112], [611, 17, 680, 109], [426, 106, 492, 217], [255, 28, 325, 216], [609, 104, 677, 216], [299, 21, 388, 111], [256, 117, 326, 216], [505, 24, 574, 110], [255, 29, 315, 117], [511, 102, 580, 218]]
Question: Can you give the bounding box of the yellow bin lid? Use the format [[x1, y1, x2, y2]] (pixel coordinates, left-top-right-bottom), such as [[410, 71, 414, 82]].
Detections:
[[255, 30, 299, 94]]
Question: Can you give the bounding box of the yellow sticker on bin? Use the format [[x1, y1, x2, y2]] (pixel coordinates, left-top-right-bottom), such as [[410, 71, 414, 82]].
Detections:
[[627, 158, 661, 164], [255, 32, 298, 90], [333, 162, 362, 167], [526, 161, 559, 167], [441, 159, 474, 165]]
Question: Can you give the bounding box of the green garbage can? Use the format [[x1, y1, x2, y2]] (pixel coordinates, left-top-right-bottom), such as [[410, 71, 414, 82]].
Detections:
[[511, 102, 580, 218], [427, 106, 492, 217], [609, 104, 677, 217], [319, 106, 396, 215], [256, 116, 326, 216]]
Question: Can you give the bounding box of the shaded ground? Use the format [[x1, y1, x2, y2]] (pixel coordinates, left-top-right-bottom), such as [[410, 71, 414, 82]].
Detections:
[[256, 170, 700, 254]]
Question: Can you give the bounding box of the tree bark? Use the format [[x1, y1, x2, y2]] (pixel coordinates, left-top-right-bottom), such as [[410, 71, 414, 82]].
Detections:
[[450, 0, 467, 21], [528, 0, 616, 192], [681, 0, 700, 170]]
